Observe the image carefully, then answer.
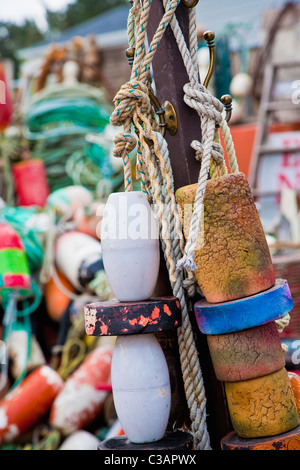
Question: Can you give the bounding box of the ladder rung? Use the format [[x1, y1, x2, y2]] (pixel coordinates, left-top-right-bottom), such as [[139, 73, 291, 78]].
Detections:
[[264, 102, 300, 112], [258, 146, 300, 155], [253, 189, 300, 198]]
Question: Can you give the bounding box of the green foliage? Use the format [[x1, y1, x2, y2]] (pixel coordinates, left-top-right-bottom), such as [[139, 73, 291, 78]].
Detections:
[[46, 0, 128, 33]]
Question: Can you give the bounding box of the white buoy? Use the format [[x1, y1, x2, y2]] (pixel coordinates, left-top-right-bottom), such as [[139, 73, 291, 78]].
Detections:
[[230, 72, 253, 99], [55, 231, 104, 291], [111, 334, 171, 444], [100, 191, 160, 301], [59, 430, 100, 450]]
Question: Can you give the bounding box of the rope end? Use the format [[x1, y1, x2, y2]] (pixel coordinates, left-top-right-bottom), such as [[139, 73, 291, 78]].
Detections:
[[177, 254, 198, 272]]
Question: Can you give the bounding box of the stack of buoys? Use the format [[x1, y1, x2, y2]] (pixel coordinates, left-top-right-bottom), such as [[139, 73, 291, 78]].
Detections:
[[176, 172, 300, 451], [84, 191, 194, 451]]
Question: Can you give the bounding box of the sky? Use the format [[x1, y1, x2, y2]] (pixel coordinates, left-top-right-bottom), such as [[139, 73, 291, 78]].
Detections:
[[0, 0, 74, 30]]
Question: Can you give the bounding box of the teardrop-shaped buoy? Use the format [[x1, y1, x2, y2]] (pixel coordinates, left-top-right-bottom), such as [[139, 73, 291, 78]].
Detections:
[[101, 191, 160, 301], [111, 334, 171, 443]]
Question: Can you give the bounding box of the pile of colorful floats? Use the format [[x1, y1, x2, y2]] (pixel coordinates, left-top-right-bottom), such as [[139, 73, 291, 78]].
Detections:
[[0, 180, 127, 450]]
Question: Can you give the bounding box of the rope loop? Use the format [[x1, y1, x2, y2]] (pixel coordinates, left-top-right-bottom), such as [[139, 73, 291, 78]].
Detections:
[[183, 82, 224, 124], [110, 79, 151, 127]]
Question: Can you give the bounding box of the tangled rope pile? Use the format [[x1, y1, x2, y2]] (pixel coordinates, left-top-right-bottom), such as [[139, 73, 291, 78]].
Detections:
[[109, 0, 241, 450]]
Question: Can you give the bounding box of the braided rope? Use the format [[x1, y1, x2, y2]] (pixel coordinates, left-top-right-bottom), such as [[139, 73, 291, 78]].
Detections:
[[110, 0, 223, 449]]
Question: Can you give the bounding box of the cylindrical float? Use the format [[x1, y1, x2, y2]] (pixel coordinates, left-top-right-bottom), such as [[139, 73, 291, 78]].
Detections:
[[175, 173, 275, 303], [225, 367, 299, 438], [0, 365, 64, 443], [100, 191, 160, 302], [207, 321, 285, 382], [0, 222, 31, 295], [44, 269, 75, 322], [0, 63, 13, 130], [111, 334, 171, 444], [49, 345, 113, 435], [288, 372, 300, 416], [12, 159, 50, 207], [55, 231, 105, 292]]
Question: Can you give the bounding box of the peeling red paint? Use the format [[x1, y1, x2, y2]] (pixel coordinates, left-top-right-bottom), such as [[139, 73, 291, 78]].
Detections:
[[163, 304, 172, 316], [152, 306, 160, 319]]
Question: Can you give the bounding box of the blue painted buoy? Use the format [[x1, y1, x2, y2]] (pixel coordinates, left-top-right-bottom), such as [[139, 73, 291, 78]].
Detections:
[[194, 279, 293, 335]]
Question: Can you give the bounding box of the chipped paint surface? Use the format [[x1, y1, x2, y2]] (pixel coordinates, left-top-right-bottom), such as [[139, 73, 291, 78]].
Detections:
[[85, 297, 182, 336]]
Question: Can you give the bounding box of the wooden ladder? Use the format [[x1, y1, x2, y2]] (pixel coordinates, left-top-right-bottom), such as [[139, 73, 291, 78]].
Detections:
[[248, 60, 300, 198]]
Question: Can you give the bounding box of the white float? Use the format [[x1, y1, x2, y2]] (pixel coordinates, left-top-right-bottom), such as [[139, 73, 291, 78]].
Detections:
[[100, 191, 160, 301], [111, 333, 171, 444], [55, 231, 103, 291], [59, 430, 100, 450]]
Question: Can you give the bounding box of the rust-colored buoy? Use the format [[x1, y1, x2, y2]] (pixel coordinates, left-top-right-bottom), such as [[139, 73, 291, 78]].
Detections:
[[175, 173, 275, 303]]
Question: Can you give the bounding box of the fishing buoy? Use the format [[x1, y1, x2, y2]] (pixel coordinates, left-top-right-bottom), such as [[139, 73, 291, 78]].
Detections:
[[12, 159, 50, 207], [85, 296, 182, 445], [0, 63, 13, 131], [111, 334, 171, 444], [194, 278, 293, 335], [49, 345, 113, 435], [7, 329, 45, 380], [176, 173, 275, 303], [55, 231, 104, 292], [0, 221, 31, 294], [100, 191, 160, 301], [230, 72, 253, 99], [0, 365, 63, 443], [47, 185, 93, 218], [44, 269, 75, 322], [288, 372, 300, 416], [225, 367, 299, 438], [207, 321, 285, 382], [74, 201, 105, 239], [59, 430, 100, 450]]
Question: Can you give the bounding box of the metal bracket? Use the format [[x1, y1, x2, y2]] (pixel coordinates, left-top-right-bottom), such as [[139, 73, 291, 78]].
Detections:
[[126, 47, 178, 137]]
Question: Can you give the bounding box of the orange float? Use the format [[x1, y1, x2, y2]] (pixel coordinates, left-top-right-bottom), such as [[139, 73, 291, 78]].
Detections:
[[44, 269, 75, 322], [0, 365, 64, 443], [288, 371, 300, 416]]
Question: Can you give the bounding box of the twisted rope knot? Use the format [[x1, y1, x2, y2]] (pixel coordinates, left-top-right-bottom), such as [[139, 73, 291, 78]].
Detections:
[[110, 80, 151, 127], [112, 133, 137, 159], [183, 82, 224, 124], [191, 139, 224, 166]]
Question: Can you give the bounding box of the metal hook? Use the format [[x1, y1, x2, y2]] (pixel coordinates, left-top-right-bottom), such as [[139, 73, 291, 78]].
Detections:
[[125, 47, 178, 137], [221, 94, 233, 123], [203, 31, 215, 88]]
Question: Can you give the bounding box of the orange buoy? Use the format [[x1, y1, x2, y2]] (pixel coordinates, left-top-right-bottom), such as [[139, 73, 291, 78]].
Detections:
[[44, 269, 75, 322], [288, 371, 300, 416], [0, 365, 64, 443], [49, 345, 113, 435], [175, 173, 275, 303]]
